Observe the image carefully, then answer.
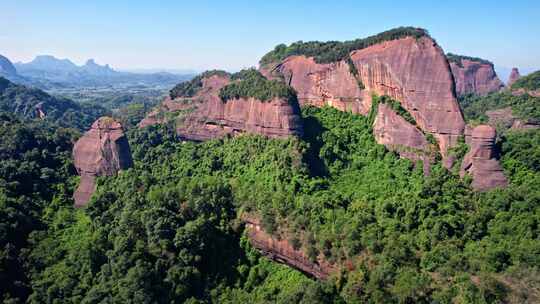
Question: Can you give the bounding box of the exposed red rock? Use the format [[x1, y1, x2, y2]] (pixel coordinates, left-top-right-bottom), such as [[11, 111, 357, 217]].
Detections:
[[244, 217, 335, 280], [73, 117, 133, 207], [139, 74, 303, 140], [265, 36, 465, 166], [460, 125, 507, 191], [373, 103, 432, 173], [449, 59, 504, 96], [507, 67, 521, 87]]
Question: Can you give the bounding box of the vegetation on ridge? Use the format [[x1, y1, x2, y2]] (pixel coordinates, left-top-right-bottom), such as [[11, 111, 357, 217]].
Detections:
[[446, 53, 494, 68], [219, 68, 298, 104], [169, 70, 229, 99], [260, 27, 429, 65], [511, 70, 540, 91]]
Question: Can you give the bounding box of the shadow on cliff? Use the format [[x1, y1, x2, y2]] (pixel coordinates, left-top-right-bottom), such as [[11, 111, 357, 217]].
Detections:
[[301, 116, 329, 177]]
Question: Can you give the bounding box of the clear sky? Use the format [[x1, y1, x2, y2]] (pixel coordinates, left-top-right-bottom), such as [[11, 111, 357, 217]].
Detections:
[[2, 0, 539, 72]]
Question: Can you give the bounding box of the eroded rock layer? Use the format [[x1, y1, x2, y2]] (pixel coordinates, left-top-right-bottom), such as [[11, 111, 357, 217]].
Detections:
[[244, 217, 334, 280], [373, 103, 432, 173], [460, 125, 507, 191], [486, 107, 539, 130], [265, 36, 465, 164], [139, 74, 303, 140], [73, 117, 133, 206], [449, 59, 504, 96]]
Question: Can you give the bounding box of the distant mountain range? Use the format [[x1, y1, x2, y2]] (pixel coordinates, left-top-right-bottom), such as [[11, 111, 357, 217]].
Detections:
[[0, 54, 194, 90]]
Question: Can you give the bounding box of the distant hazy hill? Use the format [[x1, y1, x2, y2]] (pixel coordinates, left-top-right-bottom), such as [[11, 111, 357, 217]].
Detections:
[[0, 55, 17, 76], [14, 55, 193, 89]]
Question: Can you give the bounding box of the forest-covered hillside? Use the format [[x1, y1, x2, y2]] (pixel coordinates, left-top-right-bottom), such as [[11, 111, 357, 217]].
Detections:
[[1, 101, 539, 303]]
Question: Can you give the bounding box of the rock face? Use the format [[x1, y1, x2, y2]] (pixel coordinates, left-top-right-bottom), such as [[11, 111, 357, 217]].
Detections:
[[460, 125, 507, 191], [507, 68, 521, 87], [0, 55, 17, 76], [449, 59, 504, 96], [264, 36, 465, 165], [140, 74, 303, 140], [244, 217, 334, 280], [373, 103, 432, 173], [73, 117, 133, 207]]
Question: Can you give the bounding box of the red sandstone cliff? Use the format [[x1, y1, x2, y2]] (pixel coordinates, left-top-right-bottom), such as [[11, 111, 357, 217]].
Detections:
[[507, 67, 521, 87], [244, 217, 335, 280], [73, 117, 133, 207], [486, 107, 539, 130], [263, 36, 465, 166], [373, 103, 432, 173], [449, 59, 504, 96], [139, 74, 303, 140], [461, 125, 507, 191]]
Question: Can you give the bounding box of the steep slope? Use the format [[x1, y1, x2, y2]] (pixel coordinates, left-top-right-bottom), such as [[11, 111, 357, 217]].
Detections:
[[139, 69, 303, 139], [0, 77, 106, 130], [447, 53, 504, 96], [0, 54, 17, 76], [72, 117, 133, 206], [260, 27, 465, 166]]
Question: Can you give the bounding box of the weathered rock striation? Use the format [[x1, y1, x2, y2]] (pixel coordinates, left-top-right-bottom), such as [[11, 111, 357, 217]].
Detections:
[[448, 58, 504, 96], [262, 35, 465, 166], [139, 73, 303, 140], [244, 217, 334, 280], [507, 67, 521, 87], [373, 103, 432, 173], [460, 125, 507, 191], [73, 117, 133, 207]]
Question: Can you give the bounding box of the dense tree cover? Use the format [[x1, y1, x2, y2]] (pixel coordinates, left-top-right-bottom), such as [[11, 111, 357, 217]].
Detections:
[[0, 113, 77, 302], [169, 70, 229, 99], [511, 70, 540, 91], [1, 104, 535, 303], [0, 77, 107, 130], [459, 91, 540, 123], [259, 27, 428, 65], [219, 69, 298, 104], [446, 53, 494, 68]]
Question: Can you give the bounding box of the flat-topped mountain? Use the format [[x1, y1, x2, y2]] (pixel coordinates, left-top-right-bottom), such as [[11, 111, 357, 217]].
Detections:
[[139, 69, 303, 139], [260, 27, 465, 167], [447, 53, 504, 96]]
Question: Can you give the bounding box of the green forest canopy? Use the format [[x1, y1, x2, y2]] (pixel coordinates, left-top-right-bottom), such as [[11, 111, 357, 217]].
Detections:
[[511, 70, 540, 91], [2, 102, 539, 303], [446, 53, 494, 68]]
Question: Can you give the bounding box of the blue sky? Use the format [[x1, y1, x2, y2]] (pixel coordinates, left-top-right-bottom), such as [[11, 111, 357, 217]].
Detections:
[[2, 0, 539, 72]]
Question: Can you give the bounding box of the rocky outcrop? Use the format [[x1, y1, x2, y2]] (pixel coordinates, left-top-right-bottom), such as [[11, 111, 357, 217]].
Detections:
[[264, 36, 465, 165], [139, 74, 303, 140], [244, 217, 334, 280], [0, 55, 17, 76], [486, 107, 539, 130], [460, 125, 507, 191], [73, 117, 133, 207], [507, 68, 521, 87], [373, 103, 432, 173], [449, 59, 504, 96]]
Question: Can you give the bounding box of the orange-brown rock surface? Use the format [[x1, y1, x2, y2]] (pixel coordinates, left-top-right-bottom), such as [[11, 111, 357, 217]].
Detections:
[[139, 74, 303, 140], [486, 107, 539, 130], [449, 59, 504, 96], [460, 125, 507, 191], [264, 36, 465, 165], [373, 103, 432, 173], [73, 117, 133, 207], [507, 67, 521, 87], [244, 217, 335, 280]]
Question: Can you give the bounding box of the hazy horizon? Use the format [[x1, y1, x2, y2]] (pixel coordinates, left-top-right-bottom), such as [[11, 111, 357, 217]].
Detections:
[[2, 0, 539, 72]]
